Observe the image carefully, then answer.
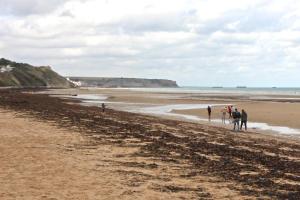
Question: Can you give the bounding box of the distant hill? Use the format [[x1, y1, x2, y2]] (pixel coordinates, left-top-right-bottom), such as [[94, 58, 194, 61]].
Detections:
[[68, 77, 178, 88], [0, 58, 73, 88]]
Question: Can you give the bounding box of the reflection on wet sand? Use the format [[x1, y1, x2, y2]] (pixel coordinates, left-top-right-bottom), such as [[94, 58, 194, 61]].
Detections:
[[67, 94, 300, 135]]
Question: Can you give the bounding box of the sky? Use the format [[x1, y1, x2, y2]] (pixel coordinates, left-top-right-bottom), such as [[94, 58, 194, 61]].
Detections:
[[0, 0, 300, 87]]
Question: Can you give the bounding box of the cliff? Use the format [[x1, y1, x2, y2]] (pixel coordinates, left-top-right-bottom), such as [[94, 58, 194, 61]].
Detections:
[[68, 77, 178, 88], [0, 58, 74, 88]]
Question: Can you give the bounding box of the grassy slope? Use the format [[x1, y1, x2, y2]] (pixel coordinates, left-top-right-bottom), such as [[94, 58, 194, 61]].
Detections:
[[0, 58, 73, 88]]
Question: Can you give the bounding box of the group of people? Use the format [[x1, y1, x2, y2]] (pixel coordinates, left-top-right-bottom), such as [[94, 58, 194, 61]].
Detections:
[[207, 105, 248, 132]]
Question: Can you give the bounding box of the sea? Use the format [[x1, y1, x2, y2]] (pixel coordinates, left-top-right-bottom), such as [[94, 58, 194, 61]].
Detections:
[[125, 87, 300, 96]]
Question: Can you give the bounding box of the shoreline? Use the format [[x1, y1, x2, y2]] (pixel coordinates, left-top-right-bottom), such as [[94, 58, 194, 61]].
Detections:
[[1, 89, 300, 199], [43, 88, 300, 135]]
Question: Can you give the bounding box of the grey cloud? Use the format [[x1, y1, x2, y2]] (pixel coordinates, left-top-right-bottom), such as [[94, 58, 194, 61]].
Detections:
[[197, 6, 290, 35], [2, 35, 86, 49], [96, 10, 198, 34], [230, 9, 287, 33], [0, 0, 70, 16], [60, 10, 75, 18], [93, 4, 291, 40]]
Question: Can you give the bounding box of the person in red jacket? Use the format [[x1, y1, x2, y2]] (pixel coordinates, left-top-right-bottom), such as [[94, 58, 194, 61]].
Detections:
[[227, 105, 232, 121]]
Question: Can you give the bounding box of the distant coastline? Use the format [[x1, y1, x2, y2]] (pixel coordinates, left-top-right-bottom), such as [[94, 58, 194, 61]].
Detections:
[[67, 77, 179, 88]]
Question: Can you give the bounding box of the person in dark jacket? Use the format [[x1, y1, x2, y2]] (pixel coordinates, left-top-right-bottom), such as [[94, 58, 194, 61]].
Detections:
[[101, 103, 105, 112], [207, 106, 212, 121], [232, 108, 241, 131], [240, 109, 248, 131]]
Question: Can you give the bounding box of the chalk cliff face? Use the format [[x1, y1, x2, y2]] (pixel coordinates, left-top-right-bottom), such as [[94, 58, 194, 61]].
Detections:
[[68, 77, 179, 88], [0, 58, 73, 88]]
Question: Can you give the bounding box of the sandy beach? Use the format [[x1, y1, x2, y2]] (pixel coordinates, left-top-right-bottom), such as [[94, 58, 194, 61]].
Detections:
[[1, 108, 205, 199], [0, 94, 215, 200], [0, 89, 300, 199]]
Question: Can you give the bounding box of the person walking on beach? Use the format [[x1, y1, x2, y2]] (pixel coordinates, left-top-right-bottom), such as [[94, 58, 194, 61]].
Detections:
[[240, 109, 248, 131], [207, 105, 212, 122], [228, 105, 232, 122], [232, 108, 241, 131], [101, 103, 105, 112], [221, 107, 227, 124]]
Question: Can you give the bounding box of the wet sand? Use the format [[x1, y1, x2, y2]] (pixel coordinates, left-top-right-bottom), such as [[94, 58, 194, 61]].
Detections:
[[173, 101, 300, 130], [44, 88, 300, 130], [107, 90, 300, 130], [0, 89, 300, 199]]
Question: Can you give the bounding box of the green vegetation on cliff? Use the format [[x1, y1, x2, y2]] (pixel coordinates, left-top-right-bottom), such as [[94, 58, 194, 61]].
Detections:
[[68, 77, 178, 88], [0, 58, 73, 88]]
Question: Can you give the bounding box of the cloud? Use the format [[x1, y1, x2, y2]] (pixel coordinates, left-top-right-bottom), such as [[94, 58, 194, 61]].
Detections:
[[60, 10, 75, 18], [103, 10, 197, 34], [0, 0, 71, 16], [0, 0, 300, 87]]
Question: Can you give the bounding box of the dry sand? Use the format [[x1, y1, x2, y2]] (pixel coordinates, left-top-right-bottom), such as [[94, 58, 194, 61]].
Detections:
[[0, 108, 242, 200]]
